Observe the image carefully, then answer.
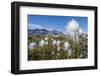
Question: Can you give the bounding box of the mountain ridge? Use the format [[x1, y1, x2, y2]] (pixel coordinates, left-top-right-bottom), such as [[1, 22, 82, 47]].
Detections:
[[28, 28, 64, 37]]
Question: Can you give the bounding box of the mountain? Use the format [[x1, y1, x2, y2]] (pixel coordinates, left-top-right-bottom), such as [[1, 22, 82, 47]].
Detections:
[[28, 29, 64, 37]]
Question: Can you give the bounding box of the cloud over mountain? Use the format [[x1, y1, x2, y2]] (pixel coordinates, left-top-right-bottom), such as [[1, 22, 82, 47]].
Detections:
[[28, 24, 44, 30]]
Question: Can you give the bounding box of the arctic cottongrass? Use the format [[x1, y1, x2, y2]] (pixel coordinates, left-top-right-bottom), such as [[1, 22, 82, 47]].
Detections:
[[29, 42, 36, 49], [63, 41, 70, 51], [79, 28, 83, 35], [51, 38, 54, 41], [52, 51, 55, 54], [57, 53, 60, 56], [52, 40, 57, 46], [45, 37, 48, 41], [66, 19, 79, 32], [67, 48, 73, 57], [57, 46, 60, 51], [39, 40, 45, 47], [45, 41, 48, 45], [83, 34, 86, 37], [56, 40, 60, 47], [80, 53, 83, 58]]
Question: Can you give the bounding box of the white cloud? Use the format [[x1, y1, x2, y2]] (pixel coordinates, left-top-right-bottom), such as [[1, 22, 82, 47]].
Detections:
[[28, 24, 44, 30]]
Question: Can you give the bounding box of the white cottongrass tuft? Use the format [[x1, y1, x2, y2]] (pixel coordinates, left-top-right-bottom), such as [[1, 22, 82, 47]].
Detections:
[[57, 53, 60, 56], [79, 28, 83, 35], [52, 40, 57, 46], [45, 41, 48, 45], [51, 38, 54, 41], [63, 41, 70, 51], [56, 40, 60, 47], [66, 19, 79, 32], [67, 49, 73, 57], [57, 46, 60, 51], [52, 51, 55, 54], [29, 42, 36, 49], [83, 34, 86, 37], [45, 37, 48, 41], [80, 54, 83, 58], [39, 40, 45, 47]]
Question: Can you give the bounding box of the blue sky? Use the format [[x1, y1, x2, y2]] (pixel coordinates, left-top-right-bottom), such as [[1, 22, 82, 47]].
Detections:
[[28, 15, 88, 33]]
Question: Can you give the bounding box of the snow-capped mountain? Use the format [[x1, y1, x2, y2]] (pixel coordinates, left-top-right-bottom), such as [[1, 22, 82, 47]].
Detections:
[[28, 29, 64, 36]]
